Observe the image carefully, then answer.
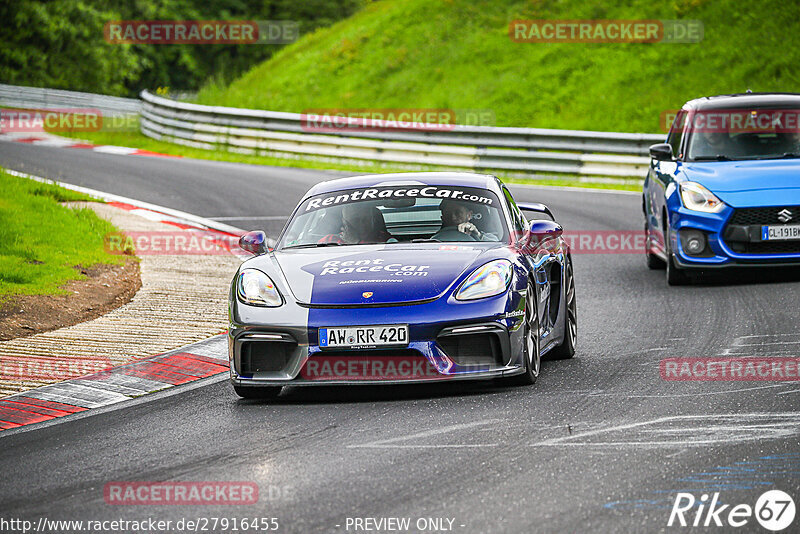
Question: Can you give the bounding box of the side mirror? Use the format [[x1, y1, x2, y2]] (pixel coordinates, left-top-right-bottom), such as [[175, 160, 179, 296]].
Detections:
[[239, 231, 268, 255], [649, 143, 674, 161], [517, 202, 555, 221], [522, 220, 563, 248]]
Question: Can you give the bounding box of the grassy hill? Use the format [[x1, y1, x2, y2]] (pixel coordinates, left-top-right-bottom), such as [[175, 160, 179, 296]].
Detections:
[[197, 0, 800, 133]]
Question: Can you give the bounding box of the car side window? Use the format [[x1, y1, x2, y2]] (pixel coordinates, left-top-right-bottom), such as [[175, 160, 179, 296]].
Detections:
[[666, 110, 687, 158], [502, 187, 526, 233]]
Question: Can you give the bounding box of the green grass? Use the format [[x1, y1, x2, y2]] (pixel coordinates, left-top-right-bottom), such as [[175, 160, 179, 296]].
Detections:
[[61, 127, 642, 191], [196, 0, 800, 133], [0, 169, 125, 300]]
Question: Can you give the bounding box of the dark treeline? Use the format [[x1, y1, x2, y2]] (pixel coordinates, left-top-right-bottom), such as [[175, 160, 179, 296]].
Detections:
[[0, 0, 363, 96]]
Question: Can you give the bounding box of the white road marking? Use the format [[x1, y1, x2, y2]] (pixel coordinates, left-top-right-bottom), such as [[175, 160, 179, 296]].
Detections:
[[348, 420, 500, 449], [736, 333, 800, 340], [587, 383, 786, 397], [528, 413, 800, 448]]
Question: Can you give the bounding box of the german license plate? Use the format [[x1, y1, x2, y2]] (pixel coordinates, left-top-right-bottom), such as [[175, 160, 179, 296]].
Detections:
[[762, 225, 800, 241], [319, 325, 409, 349]]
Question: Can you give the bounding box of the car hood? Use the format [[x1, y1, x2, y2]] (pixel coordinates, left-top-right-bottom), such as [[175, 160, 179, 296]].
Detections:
[[681, 159, 800, 206], [272, 243, 500, 306]]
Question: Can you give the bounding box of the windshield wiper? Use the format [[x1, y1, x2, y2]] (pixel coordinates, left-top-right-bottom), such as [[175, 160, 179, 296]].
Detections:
[[282, 242, 344, 249], [779, 152, 800, 159], [692, 154, 732, 161], [411, 238, 441, 243]]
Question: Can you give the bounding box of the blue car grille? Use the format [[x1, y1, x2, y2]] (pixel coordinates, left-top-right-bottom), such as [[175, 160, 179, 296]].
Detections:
[[724, 206, 800, 255], [728, 206, 800, 225]]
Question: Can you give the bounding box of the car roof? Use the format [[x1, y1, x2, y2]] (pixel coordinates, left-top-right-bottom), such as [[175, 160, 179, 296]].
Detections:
[[682, 92, 800, 111], [304, 172, 501, 198]]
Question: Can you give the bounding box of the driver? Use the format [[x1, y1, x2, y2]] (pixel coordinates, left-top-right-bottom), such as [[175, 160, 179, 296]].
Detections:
[[318, 203, 391, 244], [432, 199, 495, 241], [779, 128, 800, 153], [697, 130, 733, 155]]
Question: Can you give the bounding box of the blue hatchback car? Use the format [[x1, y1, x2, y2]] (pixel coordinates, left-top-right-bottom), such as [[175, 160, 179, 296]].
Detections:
[[643, 93, 800, 284]]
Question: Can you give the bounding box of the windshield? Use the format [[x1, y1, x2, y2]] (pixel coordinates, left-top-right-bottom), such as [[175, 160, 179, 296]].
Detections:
[[278, 185, 508, 249], [685, 108, 800, 161]]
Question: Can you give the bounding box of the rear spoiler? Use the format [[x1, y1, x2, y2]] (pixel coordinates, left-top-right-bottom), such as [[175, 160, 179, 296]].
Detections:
[[517, 202, 555, 221]]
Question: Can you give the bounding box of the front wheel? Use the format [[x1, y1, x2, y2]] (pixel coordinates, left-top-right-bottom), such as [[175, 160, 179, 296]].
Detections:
[[645, 223, 666, 270], [233, 385, 282, 399], [665, 236, 691, 286], [507, 280, 540, 386], [549, 260, 576, 360]]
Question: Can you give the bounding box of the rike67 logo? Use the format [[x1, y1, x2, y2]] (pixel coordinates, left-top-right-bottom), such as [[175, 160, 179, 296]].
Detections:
[[668, 490, 795, 531]]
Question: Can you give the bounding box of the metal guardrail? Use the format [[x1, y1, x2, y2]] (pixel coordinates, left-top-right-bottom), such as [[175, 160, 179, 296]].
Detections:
[[0, 84, 140, 116], [139, 90, 662, 179], [0, 83, 662, 178]]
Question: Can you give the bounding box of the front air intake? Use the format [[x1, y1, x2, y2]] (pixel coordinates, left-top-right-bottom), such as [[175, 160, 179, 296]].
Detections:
[[240, 341, 294, 374], [437, 333, 503, 367]]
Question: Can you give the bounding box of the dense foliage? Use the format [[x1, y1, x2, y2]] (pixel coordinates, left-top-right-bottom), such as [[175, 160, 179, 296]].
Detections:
[[0, 0, 363, 96]]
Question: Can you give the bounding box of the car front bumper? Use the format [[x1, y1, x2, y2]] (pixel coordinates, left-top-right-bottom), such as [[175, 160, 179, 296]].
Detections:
[[229, 291, 528, 387], [670, 206, 800, 268]]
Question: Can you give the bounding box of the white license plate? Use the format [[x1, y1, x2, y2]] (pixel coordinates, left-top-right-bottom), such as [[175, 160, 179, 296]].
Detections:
[[762, 225, 800, 241], [319, 325, 409, 349]]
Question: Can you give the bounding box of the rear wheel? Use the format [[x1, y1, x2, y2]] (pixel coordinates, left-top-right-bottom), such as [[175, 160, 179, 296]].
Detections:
[[233, 385, 282, 399], [549, 260, 576, 360], [508, 280, 540, 386]]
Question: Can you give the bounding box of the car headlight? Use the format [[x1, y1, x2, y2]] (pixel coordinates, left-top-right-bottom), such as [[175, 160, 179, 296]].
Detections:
[[455, 260, 513, 301], [237, 269, 283, 307], [679, 182, 725, 213]]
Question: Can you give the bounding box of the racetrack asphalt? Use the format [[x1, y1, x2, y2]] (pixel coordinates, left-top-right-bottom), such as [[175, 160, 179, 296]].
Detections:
[[1, 141, 799, 533]]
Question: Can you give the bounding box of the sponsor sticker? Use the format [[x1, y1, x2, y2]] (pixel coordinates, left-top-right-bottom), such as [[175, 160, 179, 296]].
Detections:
[[304, 186, 495, 212]]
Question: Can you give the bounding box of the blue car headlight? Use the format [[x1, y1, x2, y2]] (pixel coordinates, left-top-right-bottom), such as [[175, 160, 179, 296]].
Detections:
[[455, 260, 513, 301], [237, 269, 283, 307], [679, 182, 725, 213]]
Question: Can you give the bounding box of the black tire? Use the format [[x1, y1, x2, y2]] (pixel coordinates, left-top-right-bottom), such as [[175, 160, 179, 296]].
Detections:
[[507, 280, 540, 386], [665, 237, 690, 286], [233, 385, 282, 399], [549, 260, 576, 360], [645, 224, 666, 270]]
